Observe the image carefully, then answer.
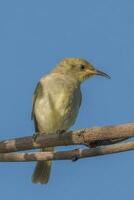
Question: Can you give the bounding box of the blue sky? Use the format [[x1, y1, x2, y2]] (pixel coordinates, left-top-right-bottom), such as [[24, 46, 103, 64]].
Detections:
[[0, 0, 134, 199]]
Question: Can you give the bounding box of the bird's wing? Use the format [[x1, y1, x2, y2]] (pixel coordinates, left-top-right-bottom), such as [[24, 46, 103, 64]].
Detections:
[[78, 89, 82, 109], [31, 81, 43, 131], [31, 81, 42, 120]]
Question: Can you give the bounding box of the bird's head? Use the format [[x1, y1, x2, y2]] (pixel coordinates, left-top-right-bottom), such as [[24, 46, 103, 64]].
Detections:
[[53, 58, 110, 83]]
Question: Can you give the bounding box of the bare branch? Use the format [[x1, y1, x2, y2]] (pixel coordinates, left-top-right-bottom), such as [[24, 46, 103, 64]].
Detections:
[[0, 123, 134, 153], [0, 141, 134, 162]]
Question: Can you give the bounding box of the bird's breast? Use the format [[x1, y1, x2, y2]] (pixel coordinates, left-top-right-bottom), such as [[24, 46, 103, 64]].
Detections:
[[34, 82, 81, 133]]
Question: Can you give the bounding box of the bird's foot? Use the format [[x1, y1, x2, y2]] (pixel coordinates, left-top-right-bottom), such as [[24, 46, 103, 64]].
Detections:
[[33, 132, 40, 142], [56, 130, 66, 137]]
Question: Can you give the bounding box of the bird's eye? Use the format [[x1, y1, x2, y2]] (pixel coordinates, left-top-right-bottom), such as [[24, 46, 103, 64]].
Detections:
[[80, 65, 85, 70]]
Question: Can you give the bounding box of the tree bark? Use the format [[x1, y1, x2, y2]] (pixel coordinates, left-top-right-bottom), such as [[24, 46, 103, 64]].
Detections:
[[0, 141, 134, 162], [0, 123, 133, 153]]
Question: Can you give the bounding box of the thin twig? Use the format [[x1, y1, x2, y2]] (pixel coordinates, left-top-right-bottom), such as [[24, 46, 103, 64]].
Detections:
[[0, 141, 134, 162]]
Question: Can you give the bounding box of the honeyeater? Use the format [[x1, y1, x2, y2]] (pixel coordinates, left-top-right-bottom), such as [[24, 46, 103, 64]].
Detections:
[[31, 58, 110, 184]]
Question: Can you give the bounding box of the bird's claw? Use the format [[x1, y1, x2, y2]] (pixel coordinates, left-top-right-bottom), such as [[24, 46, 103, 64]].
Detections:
[[56, 130, 66, 137], [33, 133, 40, 142]]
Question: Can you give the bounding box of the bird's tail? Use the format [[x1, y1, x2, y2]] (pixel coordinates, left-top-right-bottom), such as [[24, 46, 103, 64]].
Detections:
[[32, 147, 54, 184]]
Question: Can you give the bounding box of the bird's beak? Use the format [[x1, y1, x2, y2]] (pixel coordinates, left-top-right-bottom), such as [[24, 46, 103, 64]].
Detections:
[[93, 69, 111, 79], [84, 66, 111, 80]]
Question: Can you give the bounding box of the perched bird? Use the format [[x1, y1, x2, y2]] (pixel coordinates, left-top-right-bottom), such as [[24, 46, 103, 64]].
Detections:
[[31, 58, 110, 184]]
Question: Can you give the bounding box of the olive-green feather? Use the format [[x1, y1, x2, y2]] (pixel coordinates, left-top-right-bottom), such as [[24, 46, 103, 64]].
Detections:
[[31, 81, 42, 121], [31, 81, 53, 184], [32, 147, 53, 184]]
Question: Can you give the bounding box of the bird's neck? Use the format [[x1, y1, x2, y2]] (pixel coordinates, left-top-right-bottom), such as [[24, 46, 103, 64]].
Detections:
[[50, 71, 81, 88]]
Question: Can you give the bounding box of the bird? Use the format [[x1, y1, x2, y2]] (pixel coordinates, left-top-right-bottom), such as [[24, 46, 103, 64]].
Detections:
[[31, 58, 110, 184]]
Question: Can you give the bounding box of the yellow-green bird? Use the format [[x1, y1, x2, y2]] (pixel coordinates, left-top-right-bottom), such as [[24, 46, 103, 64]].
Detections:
[[31, 58, 110, 184]]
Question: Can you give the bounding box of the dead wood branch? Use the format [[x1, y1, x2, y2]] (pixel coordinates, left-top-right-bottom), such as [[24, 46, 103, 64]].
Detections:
[[0, 123, 133, 153], [0, 141, 134, 162]]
